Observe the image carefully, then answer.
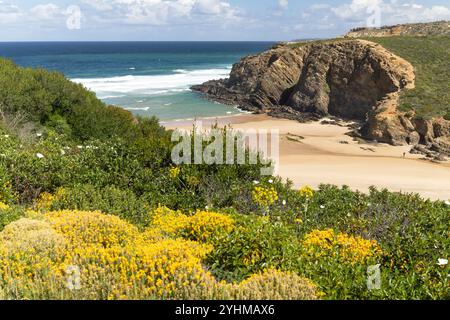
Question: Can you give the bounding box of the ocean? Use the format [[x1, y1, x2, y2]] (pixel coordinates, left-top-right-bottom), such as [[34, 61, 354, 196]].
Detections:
[[0, 42, 274, 121]]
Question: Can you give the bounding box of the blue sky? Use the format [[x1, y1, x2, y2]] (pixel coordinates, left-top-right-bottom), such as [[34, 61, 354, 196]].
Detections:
[[0, 0, 449, 41]]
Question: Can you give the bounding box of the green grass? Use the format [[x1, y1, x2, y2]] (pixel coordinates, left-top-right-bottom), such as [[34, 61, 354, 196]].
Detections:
[[363, 36, 450, 120]]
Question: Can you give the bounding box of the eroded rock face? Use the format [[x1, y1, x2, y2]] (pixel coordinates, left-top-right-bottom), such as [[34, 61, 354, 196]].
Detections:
[[192, 39, 449, 156], [194, 40, 413, 120]]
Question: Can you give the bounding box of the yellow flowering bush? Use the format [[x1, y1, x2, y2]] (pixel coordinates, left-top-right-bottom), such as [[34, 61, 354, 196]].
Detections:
[[149, 207, 235, 243], [34, 192, 56, 211], [67, 239, 215, 300], [43, 210, 140, 249], [0, 210, 243, 300], [0, 218, 66, 253], [221, 269, 321, 300], [302, 229, 382, 264], [0, 210, 323, 300], [184, 211, 235, 242], [299, 186, 315, 198], [150, 206, 190, 236], [252, 186, 279, 207], [0, 219, 67, 299]]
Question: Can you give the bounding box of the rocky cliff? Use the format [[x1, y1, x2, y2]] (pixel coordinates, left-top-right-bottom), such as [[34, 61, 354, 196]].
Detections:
[[192, 39, 450, 157]]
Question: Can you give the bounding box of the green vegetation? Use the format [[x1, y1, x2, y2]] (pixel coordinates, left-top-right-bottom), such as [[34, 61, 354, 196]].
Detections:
[[0, 58, 449, 300], [363, 36, 450, 119]]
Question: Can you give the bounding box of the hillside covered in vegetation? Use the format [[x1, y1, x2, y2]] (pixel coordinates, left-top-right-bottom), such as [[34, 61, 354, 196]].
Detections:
[[363, 36, 449, 120], [0, 55, 449, 300]]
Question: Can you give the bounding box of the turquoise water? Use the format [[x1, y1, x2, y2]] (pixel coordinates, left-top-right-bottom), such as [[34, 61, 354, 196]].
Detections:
[[0, 42, 274, 121]]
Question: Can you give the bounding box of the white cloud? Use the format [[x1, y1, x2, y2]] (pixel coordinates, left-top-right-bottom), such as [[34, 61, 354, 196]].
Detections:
[[30, 3, 61, 20], [0, 1, 22, 23], [330, 0, 450, 25], [81, 0, 240, 26]]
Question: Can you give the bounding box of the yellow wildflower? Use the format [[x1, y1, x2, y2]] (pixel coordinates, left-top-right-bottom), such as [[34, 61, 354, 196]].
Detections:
[[299, 186, 315, 198], [303, 229, 382, 264], [252, 186, 279, 207]]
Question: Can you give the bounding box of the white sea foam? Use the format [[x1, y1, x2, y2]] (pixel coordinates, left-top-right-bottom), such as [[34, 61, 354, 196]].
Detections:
[[124, 107, 151, 111], [72, 67, 231, 99]]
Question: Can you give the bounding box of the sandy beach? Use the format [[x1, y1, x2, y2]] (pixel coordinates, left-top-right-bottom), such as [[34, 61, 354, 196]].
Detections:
[[163, 114, 450, 201]]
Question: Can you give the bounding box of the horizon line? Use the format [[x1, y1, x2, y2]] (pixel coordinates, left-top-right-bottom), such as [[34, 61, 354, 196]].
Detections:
[[0, 39, 323, 43]]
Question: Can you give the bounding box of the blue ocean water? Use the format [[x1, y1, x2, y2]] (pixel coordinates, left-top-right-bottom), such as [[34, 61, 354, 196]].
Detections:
[[0, 42, 274, 121]]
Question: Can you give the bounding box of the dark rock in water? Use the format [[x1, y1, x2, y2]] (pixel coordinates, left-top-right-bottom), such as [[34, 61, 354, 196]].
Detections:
[[192, 38, 450, 156]]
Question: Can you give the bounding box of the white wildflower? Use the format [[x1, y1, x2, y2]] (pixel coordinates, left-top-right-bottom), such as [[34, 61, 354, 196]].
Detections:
[[282, 200, 287, 206], [36, 133, 42, 137], [268, 179, 274, 184], [437, 259, 448, 266], [36, 153, 44, 159], [253, 180, 260, 185], [320, 205, 325, 209]]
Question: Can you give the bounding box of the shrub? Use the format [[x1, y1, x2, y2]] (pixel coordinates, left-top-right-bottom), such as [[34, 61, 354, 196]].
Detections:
[[35, 185, 152, 227], [67, 239, 215, 300], [44, 210, 140, 248], [225, 269, 321, 300], [0, 210, 223, 300], [149, 207, 235, 243], [0, 218, 66, 253], [183, 210, 235, 243], [302, 229, 382, 265], [207, 215, 300, 282], [0, 218, 67, 299], [0, 204, 25, 231]]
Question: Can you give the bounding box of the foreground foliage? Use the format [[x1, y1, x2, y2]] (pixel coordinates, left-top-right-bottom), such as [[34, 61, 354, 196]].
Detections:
[[0, 210, 321, 300], [0, 57, 448, 300]]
